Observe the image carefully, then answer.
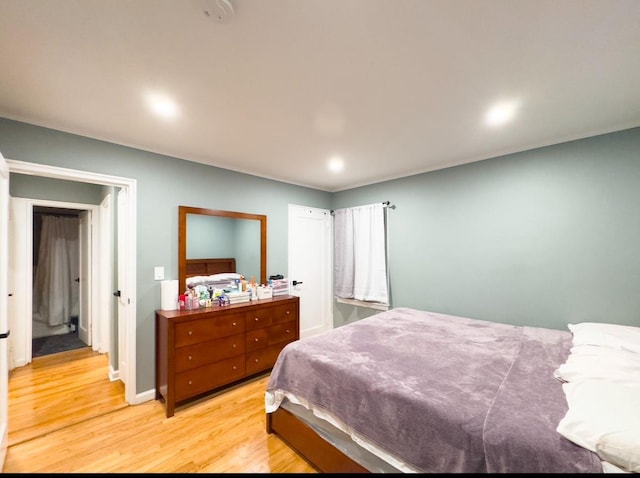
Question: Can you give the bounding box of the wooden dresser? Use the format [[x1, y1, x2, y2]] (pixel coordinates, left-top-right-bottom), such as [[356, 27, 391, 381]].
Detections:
[[155, 295, 299, 417]]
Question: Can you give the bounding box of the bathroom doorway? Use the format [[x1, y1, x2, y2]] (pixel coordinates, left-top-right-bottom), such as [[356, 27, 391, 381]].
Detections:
[[31, 206, 90, 357]]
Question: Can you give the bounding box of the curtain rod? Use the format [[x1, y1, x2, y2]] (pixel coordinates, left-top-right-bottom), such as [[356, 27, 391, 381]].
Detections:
[[331, 201, 395, 214]]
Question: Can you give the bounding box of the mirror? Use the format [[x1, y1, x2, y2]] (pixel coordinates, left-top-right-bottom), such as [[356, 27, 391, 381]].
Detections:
[[178, 206, 267, 293]]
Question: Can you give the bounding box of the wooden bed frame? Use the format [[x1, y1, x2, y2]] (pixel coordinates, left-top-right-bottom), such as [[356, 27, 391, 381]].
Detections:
[[185, 257, 236, 277], [264, 310, 603, 475], [266, 407, 369, 473]]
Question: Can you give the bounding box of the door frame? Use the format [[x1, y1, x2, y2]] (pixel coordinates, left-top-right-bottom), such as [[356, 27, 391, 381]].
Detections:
[[77, 209, 92, 345], [7, 159, 137, 405], [0, 153, 10, 469], [10, 199, 98, 363], [98, 194, 112, 354]]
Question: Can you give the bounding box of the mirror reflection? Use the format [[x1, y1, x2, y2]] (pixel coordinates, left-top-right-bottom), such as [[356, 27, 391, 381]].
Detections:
[[187, 214, 260, 276], [178, 206, 267, 293]]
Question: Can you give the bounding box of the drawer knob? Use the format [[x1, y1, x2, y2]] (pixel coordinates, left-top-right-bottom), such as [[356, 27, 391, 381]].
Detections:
[[232, 322, 236, 326], [254, 338, 259, 342], [254, 317, 259, 321], [232, 343, 237, 348], [286, 311, 290, 315], [188, 380, 192, 385], [188, 355, 192, 360], [286, 329, 290, 333], [254, 358, 259, 363], [188, 331, 193, 336], [232, 365, 237, 370]]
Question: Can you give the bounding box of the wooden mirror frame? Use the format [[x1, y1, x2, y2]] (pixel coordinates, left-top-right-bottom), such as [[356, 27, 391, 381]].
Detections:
[[178, 205, 267, 293]]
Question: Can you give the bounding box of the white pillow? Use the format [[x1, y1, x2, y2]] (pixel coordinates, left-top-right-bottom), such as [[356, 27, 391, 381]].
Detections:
[[596, 430, 640, 473], [568, 322, 640, 354], [554, 345, 640, 385], [557, 379, 640, 453], [186, 273, 242, 286]]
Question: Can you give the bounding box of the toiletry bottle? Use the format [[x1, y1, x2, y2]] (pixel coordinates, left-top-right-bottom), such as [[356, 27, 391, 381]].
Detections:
[[249, 275, 256, 300]]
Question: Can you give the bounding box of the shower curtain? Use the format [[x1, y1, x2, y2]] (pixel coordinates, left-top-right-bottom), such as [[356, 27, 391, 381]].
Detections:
[[32, 215, 79, 326]]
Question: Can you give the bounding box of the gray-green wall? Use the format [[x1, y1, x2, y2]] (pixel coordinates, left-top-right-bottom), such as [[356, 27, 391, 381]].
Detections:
[[0, 117, 331, 395], [332, 127, 640, 330], [2, 117, 639, 397]]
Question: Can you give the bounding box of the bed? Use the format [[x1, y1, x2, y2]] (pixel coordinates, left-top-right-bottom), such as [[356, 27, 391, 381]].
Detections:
[[183, 258, 240, 290], [185, 257, 236, 277], [265, 307, 640, 473]]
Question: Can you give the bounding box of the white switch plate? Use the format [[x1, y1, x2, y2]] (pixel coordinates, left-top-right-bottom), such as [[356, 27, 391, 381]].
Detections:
[[154, 266, 165, 281]]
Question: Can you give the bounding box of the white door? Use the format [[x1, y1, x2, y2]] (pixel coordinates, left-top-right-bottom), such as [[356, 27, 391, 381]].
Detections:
[[0, 152, 11, 469], [78, 210, 91, 345], [116, 188, 128, 385], [7, 198, 27, 368], [288, 204, 333, 339], [97, 195, 112, 354]]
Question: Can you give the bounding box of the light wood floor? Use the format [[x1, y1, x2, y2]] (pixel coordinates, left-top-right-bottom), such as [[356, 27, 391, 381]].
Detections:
[[4, 347, 316, 473]]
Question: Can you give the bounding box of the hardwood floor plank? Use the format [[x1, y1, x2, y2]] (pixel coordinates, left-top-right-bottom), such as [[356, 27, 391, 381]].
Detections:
[[4, 348, 317, 473], [7, 348, 127, 446]]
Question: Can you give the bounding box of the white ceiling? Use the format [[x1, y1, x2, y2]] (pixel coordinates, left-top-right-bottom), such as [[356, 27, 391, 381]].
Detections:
[[1, 0, 639, 192]]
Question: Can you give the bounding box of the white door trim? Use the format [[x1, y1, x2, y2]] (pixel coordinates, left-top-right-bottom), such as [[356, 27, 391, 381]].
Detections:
[[98, 194, 112, 355], [78, 209, 92, 346], [0, 152, 10, 469], [10, 199, 98, 365], [7, 159, 137, 406]]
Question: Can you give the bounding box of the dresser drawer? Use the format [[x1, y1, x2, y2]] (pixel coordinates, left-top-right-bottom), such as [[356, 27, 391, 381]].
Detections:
[[245, 302, 297, 331], [245, 328, 268, 352], [266, 320, 297, 346], [156, 296, 299, 417], [245, 320, 297, 352], [245, 339, 296, 375], [174, 355, 246, 402], [271, 302, 297, 325], [175, 334, 245, 373], [174, 313, 245, 347]]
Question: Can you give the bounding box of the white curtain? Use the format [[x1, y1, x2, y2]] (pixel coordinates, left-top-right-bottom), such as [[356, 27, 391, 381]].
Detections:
[[334, 203, 389, 304], [33, 215, 79, 326]]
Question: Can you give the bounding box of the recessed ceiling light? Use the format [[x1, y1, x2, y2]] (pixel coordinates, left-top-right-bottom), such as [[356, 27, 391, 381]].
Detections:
[[146, 92, 179, 120], [485, 101, 519, 127], [328, 156, 344, 173]]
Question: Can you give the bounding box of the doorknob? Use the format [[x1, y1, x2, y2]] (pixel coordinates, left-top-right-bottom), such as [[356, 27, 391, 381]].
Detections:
[[292, 280, 303, 286]]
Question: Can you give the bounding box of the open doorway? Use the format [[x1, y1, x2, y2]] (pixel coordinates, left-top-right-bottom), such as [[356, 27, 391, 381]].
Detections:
[[6, 159, 137, 406], [31, 206, 90, 358], [9, 198, 101, 366]]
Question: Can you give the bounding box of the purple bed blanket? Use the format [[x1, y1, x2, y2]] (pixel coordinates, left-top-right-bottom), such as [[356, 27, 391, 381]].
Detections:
[[266, 307, 602, 473]]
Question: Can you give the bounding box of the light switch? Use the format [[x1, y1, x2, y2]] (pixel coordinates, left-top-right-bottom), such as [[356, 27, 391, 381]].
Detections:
[[154, 266, 165, 281]]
